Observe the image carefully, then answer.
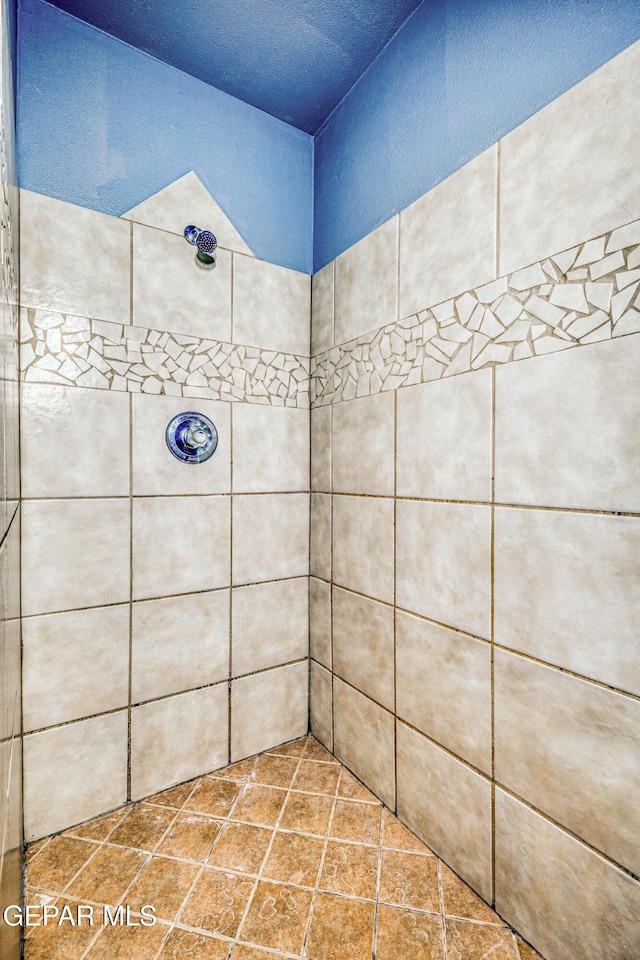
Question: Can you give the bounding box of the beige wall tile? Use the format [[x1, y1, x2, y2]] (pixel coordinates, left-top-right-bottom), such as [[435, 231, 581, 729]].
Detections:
[[399, 147, 497, 318], [133, 223, 232, 340], [496, 336, 640, 512], [333, 588, 394, 710], [132, 590, 230, 703], [311, 406, 331, 493], [310, 493, 331, 580], [20, 190, 130, 322], [311, 261, 334, 354], [133, 394, 230, 496], [396, 501, 491, 638], [397, 722, 492, 903], [396, 612, 491, 773], [500, 41, 640, 275], [333, 678, 395, 808], [232, 578, 308, 675], [333, 495, 394, 604], [23, 605, 129, 731], [494, 508, 640, 695], [133, 495, 230, 599], [22, 499, 130, 616], [231, 662, 308, 761], [495, 650, 640, 875], [131, 684, 229, 800], [310, 577, 331, 669], [333, 392, 394, 496], [21, 385, 130, 498], [24, 712, 128, 840], [310, 661, 332, 751], [233, 255, 310, 355], [233, 405, 309, 493], [335, 218, 398, 345], [397, 369, 492, 502], [495, 790, 640, 960], [233, 494, 309, 585]]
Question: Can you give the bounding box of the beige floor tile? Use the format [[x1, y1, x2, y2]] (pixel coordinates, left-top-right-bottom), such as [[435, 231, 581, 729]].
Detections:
[[184, 779, 243, 818], [516, 939, 544, 959], [82, 921, 169, 959], [231, 946, 291, 959], [279, 792, 333, 837], [251, 755, 299, 789], [337, 769, 380, 804], [146, 781, 195, 810], [157, 928, 230, 959], [267, 738, 307, 758], [179, 867, 255, 937], [66, 809, 128, 842], [440, 862, 504, 925], [24, 898, 100, 959], [66, 845, 149, 905], [304, 739, 337, 763], [27, 836, 98, 893], [207, 823, 273, 876], [376, 904, 445, 960], [444, 919, 519, 959], [379, 849, 440, 913], [215, 757, 257, 782], [292, 759, 340, 796], [239, 880, 313, 954], [320, 840, 379, 900], [306, 892, 375, 960], [262, 831, 325, 887], [381, 810, 432, 855], [108, 804, 176, 852], [157, 812, 223, 863], [230, 785, 287, 827], [125, 855, 200, 922], [329, 800, 382, 845]]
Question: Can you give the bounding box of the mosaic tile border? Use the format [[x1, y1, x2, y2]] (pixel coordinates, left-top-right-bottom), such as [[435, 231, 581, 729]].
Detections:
[[20, 311, 311, 407], [311, 218, 640, 406]]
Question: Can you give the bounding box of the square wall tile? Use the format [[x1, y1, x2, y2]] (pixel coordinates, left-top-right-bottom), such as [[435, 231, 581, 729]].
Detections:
[[333, 495, 394, 604], [311, 261, 334, 355], [396, 501, 491, 638], [131, 684, 229, 800], [499, 40, 640, 275], [23, 605, 129, 731], [494, 508, 640, 695], [232, 577, 308, 675], [232, 494, 309, 585], [311, 406, 331, 493], [399, 146, 497, 318], [231, 661, 308, 761], [310, 661, 332, 752], [396, 611, 491, 773], [495, 650, 640, 875], [24, 711, 128, 840], [333, 678, 395, 808], [397, 368, 492, 502], [233, 254, 310, 355], [310, 493, 331, 580], [133, 223, 232, 341], [310, 577, 331, 669], [335, 217, 398, 345], [496, 336, 640, 512], [495, 789, 640, 960], [22, 499, 130, 616], [333, 392, 394, 496], [133, 394, 230, 496], [333, 587, 394, 710], [132, 590, 230, 703], [133, 495, 230, 600], [21, 384, 130, 498], [396, 721, 492, 903], [20, 190, 130, 322], [233, 405, 309, 493]]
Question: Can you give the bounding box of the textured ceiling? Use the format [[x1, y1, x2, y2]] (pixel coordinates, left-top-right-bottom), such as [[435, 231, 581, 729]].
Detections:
[[44, 0, 424, 133]]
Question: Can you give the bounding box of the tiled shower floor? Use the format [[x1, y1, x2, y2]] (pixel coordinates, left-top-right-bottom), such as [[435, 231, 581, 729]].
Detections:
[[25, 737, 541, 960]]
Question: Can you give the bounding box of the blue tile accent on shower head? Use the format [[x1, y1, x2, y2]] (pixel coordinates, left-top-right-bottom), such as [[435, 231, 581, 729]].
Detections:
[[17, 0, 314, 273], [313, 0, 640, 271]]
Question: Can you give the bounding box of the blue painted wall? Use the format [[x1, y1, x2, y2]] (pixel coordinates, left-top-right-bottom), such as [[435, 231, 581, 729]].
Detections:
[[313, 0, 640, 271], [18, 0, 314, 273]]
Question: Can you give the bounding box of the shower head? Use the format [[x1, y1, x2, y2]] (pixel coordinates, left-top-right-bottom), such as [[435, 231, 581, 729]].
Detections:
[[184, 225, 218, 268]]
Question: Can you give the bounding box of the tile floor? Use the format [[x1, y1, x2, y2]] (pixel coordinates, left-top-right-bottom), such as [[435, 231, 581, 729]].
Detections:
[[25, 736, 542, 960]]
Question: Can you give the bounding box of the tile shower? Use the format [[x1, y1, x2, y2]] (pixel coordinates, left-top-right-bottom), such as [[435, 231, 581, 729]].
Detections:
[[4, 20, 640, 960]]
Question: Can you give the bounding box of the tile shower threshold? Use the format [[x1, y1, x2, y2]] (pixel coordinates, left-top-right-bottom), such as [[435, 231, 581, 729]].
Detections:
[[23, 737, 542, 959]]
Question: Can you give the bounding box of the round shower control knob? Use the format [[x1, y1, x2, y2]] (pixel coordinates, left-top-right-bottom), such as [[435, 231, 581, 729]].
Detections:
[[166, 412, 218, 464]]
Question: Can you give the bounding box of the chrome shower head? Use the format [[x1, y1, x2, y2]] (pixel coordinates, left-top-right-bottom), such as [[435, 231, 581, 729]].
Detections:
[[184, 225, 218, 268]]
